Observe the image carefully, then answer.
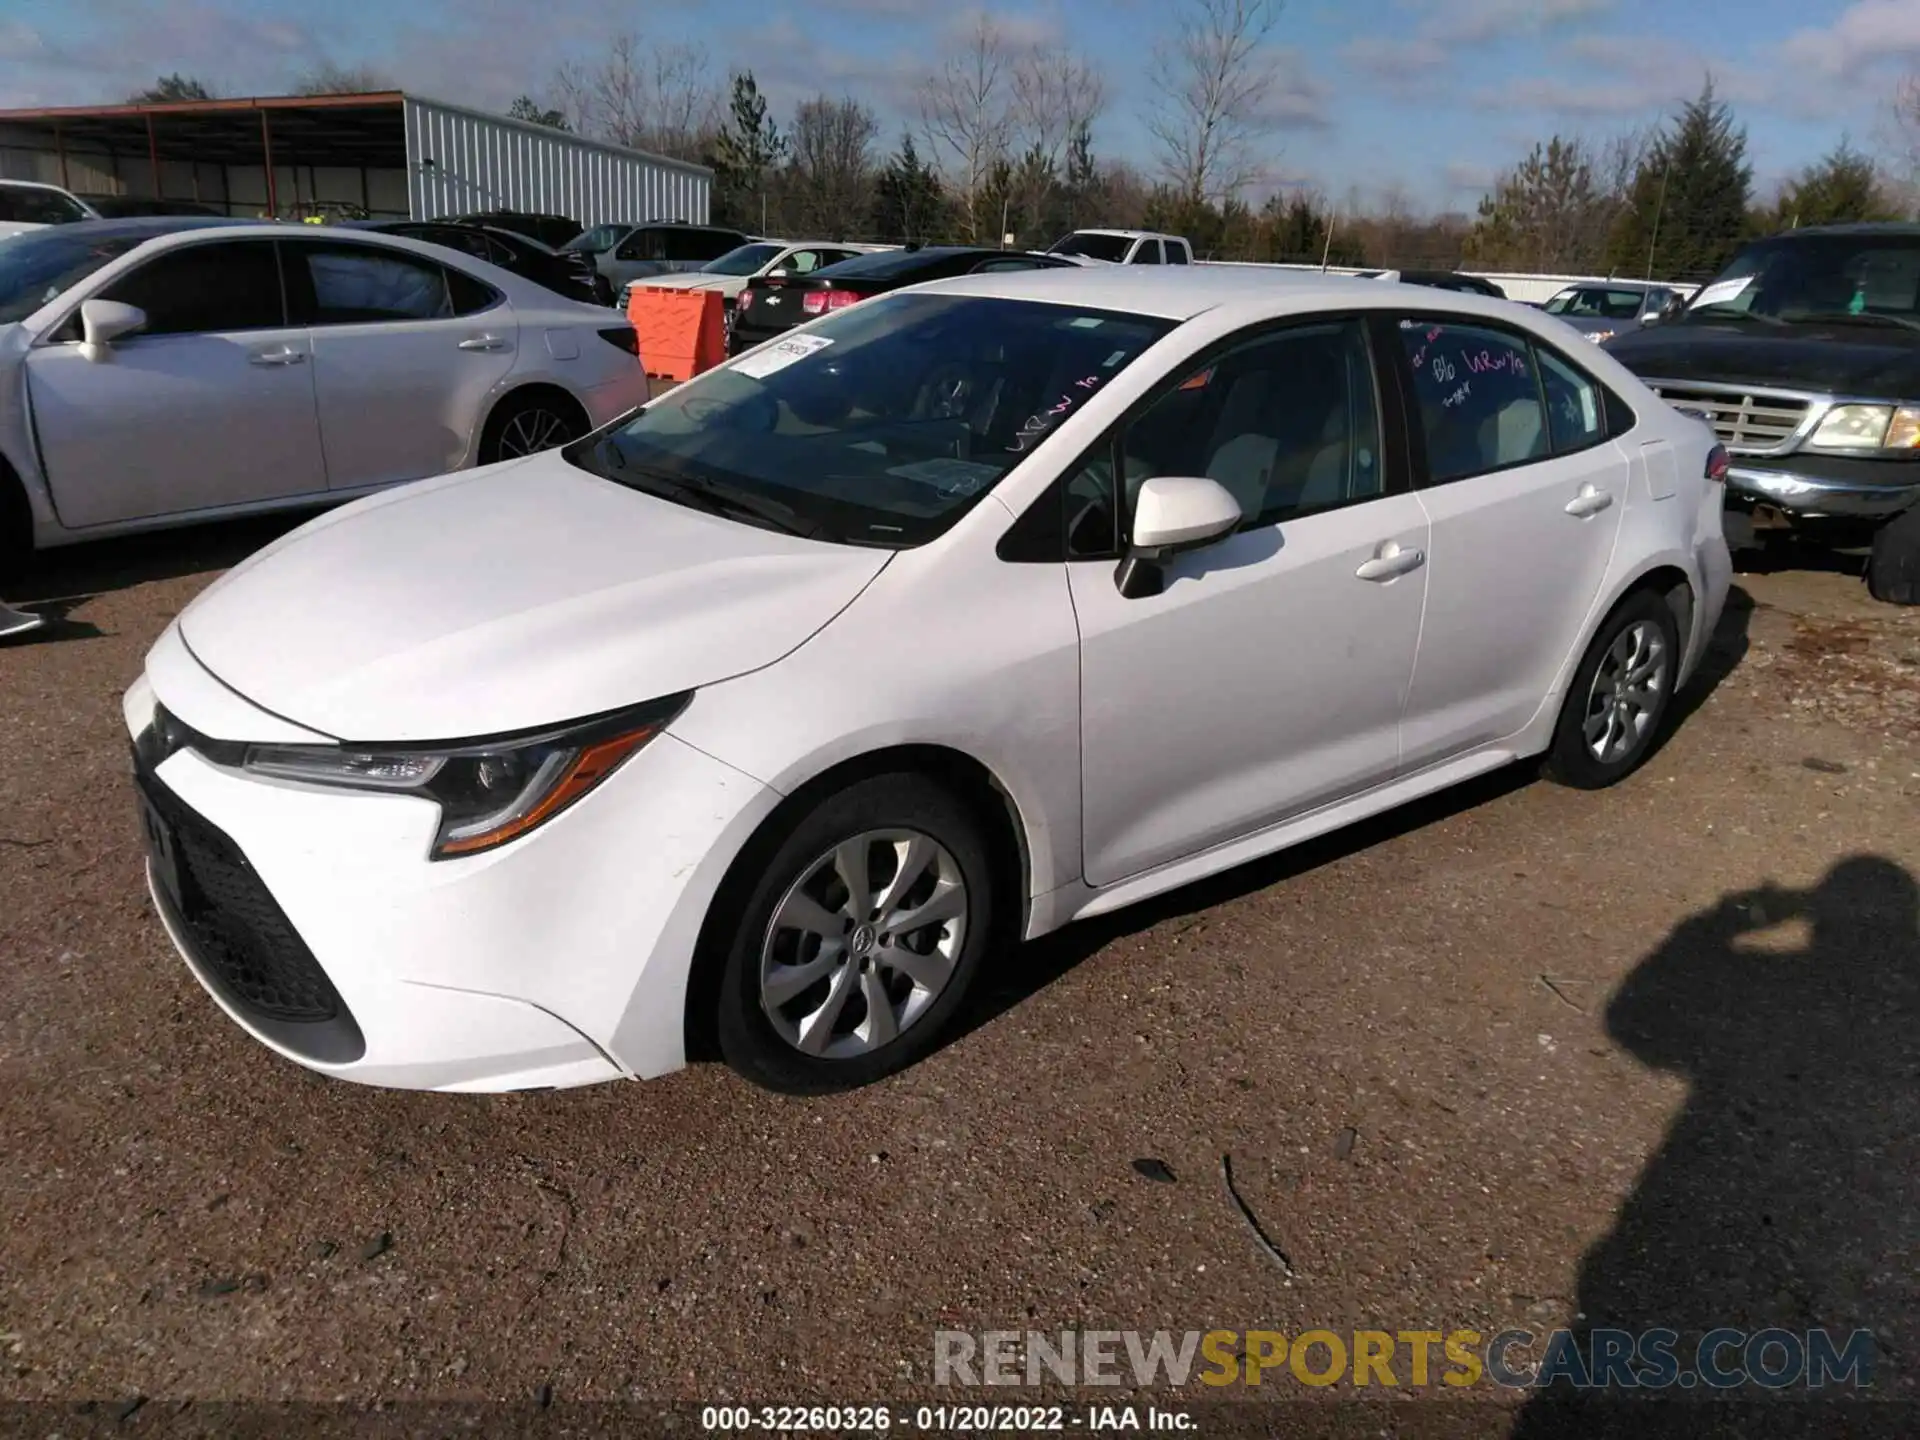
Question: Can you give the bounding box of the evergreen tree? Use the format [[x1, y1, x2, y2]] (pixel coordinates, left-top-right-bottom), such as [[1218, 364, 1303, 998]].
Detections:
[[130, 74, 215, 103], [870, 133, 947, 243], [1607, 80, 1753, 279], [1260, 193, 1364, 265], [709, 73, 787, 232], [506, 96, 569, 130], [1063, 121, 1097, 231], [1465, 136, 1611, 272], [1770, 140, 1901, 230]]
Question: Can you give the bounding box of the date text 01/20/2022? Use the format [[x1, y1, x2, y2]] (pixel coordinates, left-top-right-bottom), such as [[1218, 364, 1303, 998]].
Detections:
[[699, 1404, 1195, 1431]]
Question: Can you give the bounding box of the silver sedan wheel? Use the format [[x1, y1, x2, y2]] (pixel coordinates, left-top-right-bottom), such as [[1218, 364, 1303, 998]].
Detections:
[[1583, 619, 1669, 764], [498, 407, 572, 458], [759, 829, 968, 1060]]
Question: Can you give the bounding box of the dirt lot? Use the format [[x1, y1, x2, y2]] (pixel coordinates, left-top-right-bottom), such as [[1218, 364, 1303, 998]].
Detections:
[[2, 525, 1917, 1435]]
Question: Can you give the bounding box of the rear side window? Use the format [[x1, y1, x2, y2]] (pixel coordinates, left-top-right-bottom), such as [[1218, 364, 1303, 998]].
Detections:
[[445, 265, 502, 316], [1537, 347, 1606, 454], [290, 243, 454, 324], [1128, 240, 1163, 265], [617, 228, 669, 261], [1166, 242, 1190, 265], [1397, 320, 1548, 482], [664, 228, 740, 262], [98, 240, 286, 335]]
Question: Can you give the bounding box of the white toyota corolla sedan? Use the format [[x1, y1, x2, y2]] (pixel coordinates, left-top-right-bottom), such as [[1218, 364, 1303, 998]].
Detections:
[[124, 268, 1731, 1095], [0, 218, 650, 578]]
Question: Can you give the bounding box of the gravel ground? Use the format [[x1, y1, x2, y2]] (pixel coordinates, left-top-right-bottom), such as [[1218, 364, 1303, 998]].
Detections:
[[2, 525, 1917, 1436]]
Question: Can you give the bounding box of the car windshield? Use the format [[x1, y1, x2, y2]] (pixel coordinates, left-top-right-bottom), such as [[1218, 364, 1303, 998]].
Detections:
[[565, 224, 627, 253], [703, 243, 785, 276], [1049, 233, 1132, 262], [0, 186, 89, 226], [1687, 234, 1920, 323], [1546, 288, 1648, 319], [0, 228, 147, 324], [569, 293, 1173, 547]]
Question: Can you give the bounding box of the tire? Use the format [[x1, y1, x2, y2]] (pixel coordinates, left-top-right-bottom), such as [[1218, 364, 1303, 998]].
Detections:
[[1866, 503, 1920, 606], [477, 391, 585, 466], [0, 470, 31, 588], [714, 773, 998, 1095], [1544, 588, 1681, 791]]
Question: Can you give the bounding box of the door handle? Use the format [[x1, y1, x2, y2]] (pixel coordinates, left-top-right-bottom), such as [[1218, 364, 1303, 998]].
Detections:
[[1355, 541, 1426, 582], [247, 346, 305, 366], [1565, 484, 1614, 517], [458, 334, 510, 351]]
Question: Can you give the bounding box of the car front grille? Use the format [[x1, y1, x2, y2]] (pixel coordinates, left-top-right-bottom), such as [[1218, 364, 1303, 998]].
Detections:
[[1646, 383, 1814, 454], [133, 717, 358, 1050]]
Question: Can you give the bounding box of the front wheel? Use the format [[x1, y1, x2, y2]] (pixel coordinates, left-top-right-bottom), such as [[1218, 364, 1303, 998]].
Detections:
[[714, 774, 997, 1094], [1867, 504, 1920, 605], [1545, 589, 1680, 790]]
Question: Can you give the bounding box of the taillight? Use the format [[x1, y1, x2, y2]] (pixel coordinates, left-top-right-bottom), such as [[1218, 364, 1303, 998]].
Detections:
[[598, 326, 640, 356], [801, 289, 860, 315], [1705, 443, 1729, 483]]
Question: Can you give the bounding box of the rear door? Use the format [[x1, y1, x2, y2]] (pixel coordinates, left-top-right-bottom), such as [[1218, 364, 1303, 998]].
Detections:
[[24, 238, 327, 526], [1388, 315, 1630, 769], [283, 238, 518, 489]]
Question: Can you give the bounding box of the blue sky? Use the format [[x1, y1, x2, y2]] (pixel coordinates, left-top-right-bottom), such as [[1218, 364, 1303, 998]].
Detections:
[[3, 0, 1917, 210]]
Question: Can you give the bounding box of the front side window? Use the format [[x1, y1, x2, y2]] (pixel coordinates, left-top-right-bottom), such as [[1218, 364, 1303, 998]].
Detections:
[[294, 243, 452, 324], [1114, 320, 1382, 532], [570, 293, 1172, 547], [617, 228, 669, 262], [1398, 320, 1548, 482], [98, 240, 285, 335], [567, 224, 626, 254]]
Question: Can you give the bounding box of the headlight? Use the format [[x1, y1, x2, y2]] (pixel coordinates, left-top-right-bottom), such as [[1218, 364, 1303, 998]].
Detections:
[[242, 694, 690, 859], [1805, 403, 1920, 450], [1585, 329, 1615, 344]]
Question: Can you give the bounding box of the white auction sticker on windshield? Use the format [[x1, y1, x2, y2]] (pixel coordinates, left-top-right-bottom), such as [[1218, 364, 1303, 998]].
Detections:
[[732, 333, 834, 378], [1689, 276, 1751, 309]]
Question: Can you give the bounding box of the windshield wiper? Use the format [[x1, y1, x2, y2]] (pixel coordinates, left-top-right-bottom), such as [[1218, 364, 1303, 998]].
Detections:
[[619, 460, 822, 539], [1793, 310, 1920, 334]]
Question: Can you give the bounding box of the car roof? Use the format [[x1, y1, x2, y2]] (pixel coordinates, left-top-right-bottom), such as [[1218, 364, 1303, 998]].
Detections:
[[1759, 222, 1920, 239], [12, 216, 257, 241], [898, 265, 1548, 323]]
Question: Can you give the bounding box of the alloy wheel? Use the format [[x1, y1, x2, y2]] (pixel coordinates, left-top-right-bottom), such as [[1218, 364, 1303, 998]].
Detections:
[[1583, 619, 1669, 764], [759, 829, 968, 1059], [498, 407, 572, 458]]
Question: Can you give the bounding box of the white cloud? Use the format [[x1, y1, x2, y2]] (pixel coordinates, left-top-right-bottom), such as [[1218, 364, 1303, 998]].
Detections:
[[1779, 0, 1920, 78]]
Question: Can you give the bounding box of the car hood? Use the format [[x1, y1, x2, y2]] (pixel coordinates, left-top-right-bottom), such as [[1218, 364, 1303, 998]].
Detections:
[[1606, 319, 1920, 396], [176, 457, 891, 742]]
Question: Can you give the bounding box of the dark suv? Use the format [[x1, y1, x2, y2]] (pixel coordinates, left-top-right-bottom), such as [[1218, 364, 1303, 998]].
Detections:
[[1605, 223, 1920, 603]]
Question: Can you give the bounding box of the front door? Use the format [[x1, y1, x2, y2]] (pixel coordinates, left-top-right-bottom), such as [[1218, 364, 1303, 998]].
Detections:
[[1387, 317, 1629, 768], [1070, 319, 1430, 888], [26, 238, 326, 527], [282, 239, 519, 488]]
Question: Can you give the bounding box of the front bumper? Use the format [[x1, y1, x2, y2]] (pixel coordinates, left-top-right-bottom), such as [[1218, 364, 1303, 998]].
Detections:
[[1724, 458, 1920, 546], [124, 656, 779, 1092]]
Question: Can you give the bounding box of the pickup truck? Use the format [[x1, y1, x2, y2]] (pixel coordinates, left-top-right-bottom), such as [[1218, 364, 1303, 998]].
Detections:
[[1605, 222, 1920, 604]]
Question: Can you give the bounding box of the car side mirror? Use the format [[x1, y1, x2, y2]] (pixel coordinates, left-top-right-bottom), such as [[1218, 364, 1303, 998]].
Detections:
[[1114, 475, 1243, 599], [79, 299, 146, 360]]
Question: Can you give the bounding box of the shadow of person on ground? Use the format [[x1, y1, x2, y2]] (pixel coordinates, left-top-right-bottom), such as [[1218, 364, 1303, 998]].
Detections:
[[6, 510, 309, 607], [1509, 856, 1920, 1438]]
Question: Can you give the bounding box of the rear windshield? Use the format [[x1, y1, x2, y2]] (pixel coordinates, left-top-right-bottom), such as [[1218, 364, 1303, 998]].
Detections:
[[1049, 233, 1133, 262], [808, 248, 978, 280], [1546, 288, 1648, 319], [569, 293, 1173, 547], [703, 243, 785, 276], [0, 228, 148, 323]]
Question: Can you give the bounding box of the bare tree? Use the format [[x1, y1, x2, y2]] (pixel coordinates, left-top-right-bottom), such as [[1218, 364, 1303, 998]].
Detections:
[[1009, 46, 1106, 242], [788, 96, 880, 238], [551, 36, 720, 162], [1892, 74, 1920, 214], [921, 16, 1017, 243], [291, 61, 394, 95], [1147, 0, 1285, 205]]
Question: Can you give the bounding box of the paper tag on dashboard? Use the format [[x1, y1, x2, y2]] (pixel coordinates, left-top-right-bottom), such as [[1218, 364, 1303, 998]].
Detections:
[[732, 334, 834, 378], [1689, 277, 1752, 309]]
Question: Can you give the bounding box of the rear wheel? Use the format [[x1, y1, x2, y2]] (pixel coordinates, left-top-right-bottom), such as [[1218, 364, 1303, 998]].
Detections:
[[714, 774, 997, 1094], [478, 391, 585, 465], [1545, 589, 1680, 790], [1866, 504, 1920, 606]]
